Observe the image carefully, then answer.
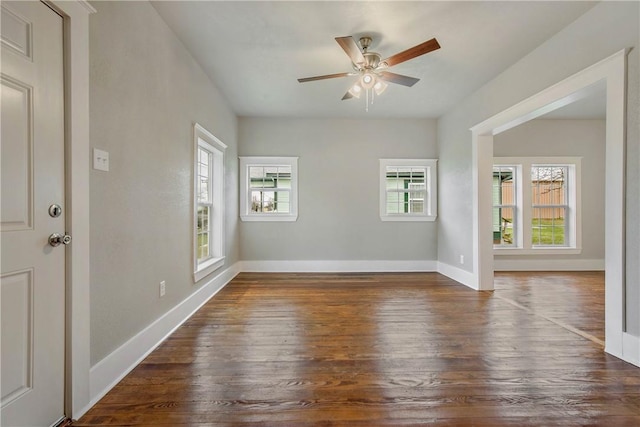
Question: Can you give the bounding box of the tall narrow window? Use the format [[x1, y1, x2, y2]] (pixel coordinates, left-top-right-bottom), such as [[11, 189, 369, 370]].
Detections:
[[196, 146, 212, 262], [379, 159, 437, 221], [239, 157, 298, 222], [492, 166, 517, 247], [194, 123, 226, 281], [531, 165, 568, 247]]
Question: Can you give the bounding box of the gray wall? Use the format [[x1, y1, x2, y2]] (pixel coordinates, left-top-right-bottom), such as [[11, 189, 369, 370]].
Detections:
[[238, 118, 438, 261], [494, 119, 606, 264], [89, 1, 239, 365], [437, 1, 639, 334]]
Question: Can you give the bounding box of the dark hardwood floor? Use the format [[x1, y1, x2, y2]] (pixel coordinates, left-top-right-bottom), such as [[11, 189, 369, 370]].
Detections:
[[494, 271, 605, 345], [75, 272, 639, 426]]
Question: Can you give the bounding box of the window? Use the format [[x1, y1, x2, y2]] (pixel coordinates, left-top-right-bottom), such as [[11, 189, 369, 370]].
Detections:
[[531, 165, 568, 246], [194, 123, 226, 281], [493, 166, 517, 247], [493, 157, 581, 254], [239, 156, 298, 222], [379, 159, 437, 221]]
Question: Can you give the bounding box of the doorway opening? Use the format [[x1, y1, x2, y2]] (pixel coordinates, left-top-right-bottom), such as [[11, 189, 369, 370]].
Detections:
[[470, 49, 636, 365]]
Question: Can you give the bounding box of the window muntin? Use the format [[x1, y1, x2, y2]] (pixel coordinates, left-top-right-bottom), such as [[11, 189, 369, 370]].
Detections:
[[240, 157, 298, 222], [492, 166, 517, 247], [493, 157, 580, 253], [196, 147, 212, 262], [385, 167, 426, 214], [193, 124, 226, 281], [531, 165, 568, 247], [249, 165, 292, 213], [379, 159, 437, 222]]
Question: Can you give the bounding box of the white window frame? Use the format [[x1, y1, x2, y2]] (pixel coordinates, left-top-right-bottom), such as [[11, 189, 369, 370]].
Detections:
[[492, 165, 521, 248], [379, 159, 438, 222], [239, 156, 298, 222], [493, 157, 581, 255], [193, 123, 226, 282]]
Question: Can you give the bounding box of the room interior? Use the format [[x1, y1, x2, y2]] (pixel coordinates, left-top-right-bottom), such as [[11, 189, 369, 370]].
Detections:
[[1, 0, 639, 424]]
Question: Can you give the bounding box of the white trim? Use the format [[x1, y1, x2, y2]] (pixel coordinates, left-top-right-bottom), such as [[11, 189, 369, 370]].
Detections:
[[239, 156, 298, 222], [619, 333, 640, 367], [379, 159, 438, 222], [42, 0, 93, 419], [193, 123, 226, 282], [240, 260, 437, 273], [76, 0, 96, 14], [493, 157, 582, 252], [494, 258, 605, 271], [86, 263, 241, 418], [436, 262, 477, 290], [494, 248, 582, 255], [470, 49, 629, 363]]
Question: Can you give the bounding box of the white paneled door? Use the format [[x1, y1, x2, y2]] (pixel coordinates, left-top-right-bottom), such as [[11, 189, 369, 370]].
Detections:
[[1, 1, 66, 426]]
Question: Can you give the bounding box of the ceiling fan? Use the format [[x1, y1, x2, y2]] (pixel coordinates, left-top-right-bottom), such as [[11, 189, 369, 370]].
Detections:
[[297, 35, 441, 104]]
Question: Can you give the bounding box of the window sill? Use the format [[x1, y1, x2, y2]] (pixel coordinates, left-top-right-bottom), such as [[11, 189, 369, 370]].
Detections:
[[380, 215, 437, 222], [241, 215, 298, 222], [194, 256, 225, 282], [493, 247, 582, 255]]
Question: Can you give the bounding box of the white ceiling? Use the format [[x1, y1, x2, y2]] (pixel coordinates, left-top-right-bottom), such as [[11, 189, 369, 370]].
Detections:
[[151, 1, 598, 119]]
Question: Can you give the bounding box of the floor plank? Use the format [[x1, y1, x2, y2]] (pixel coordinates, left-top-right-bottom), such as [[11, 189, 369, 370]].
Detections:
[[74, 272, 639, 426]]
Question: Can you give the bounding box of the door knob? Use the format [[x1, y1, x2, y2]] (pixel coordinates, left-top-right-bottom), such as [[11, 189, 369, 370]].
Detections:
[[49, 233, 72, 247]]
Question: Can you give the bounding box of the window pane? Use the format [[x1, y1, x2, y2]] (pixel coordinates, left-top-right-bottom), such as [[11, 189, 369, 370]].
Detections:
[[532, 207, 566, 246], [409, 169, 425, 184], [197, 206, 209, 233], [197, 232, 209, 261], [493, 166, 515, 205], [198, 180, 209, 202], [493, 207, 515, 246], [386, 167, 400, 190], [386, 189, 401, 214], [197, 199, 210, 260], [197, 148, 211, 203], [410, 199, 424, 213], [277, 165, 292, 176], [251, 191, 277, 212], [532, 166, 566, 205], [278, 175, 292, 189], [249, 166, 265, 188], [408, 183, 425, 214], [275, 201, 290, 213], [386, 167, 427, 214]]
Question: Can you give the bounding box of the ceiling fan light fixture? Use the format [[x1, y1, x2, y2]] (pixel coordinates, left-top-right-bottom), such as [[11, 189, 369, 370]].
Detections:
[[348, 83, 362, 99], [374, 80, 388, 96], [361, 72, 376, 89]]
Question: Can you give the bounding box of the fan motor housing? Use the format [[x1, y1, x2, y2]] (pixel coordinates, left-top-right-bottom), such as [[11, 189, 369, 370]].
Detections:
[[352, 52, 381, 71]]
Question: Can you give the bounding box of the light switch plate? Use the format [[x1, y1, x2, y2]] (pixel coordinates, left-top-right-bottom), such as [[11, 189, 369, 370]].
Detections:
[[93, 148, 109, 172]]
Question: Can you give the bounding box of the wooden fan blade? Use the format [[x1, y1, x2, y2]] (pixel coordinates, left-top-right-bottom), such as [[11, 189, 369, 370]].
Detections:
[[381, 38, 440, 68], [298, 72, 352, 83], [342, 91, 354, 100], [335, 36, 366, 66], [378, 71, 420, 87]]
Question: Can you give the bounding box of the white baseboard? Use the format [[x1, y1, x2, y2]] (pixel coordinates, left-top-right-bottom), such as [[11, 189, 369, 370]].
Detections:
[[621, 332, 640, 367], [87, 262, 241, 413], [494, 258, 605, 271], [436, 262, 477, 290], [240, 259, 438, 273]]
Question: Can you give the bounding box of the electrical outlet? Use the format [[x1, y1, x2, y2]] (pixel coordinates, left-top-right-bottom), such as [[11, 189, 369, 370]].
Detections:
[[459, 255, 464, 265], [159, 280, 166, 297]]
